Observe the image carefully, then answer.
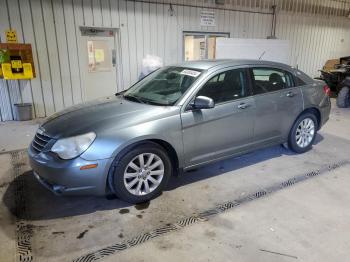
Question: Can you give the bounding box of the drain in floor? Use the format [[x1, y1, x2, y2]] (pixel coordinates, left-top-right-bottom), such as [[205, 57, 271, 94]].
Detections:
[[10, 150, 34, 262]]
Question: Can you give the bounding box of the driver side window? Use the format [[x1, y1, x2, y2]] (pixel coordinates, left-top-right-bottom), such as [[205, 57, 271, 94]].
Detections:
[[197, 68, 248, 104]]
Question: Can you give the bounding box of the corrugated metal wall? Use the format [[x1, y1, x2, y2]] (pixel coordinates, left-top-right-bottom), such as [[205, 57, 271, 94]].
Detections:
[[0, 0, 350, 121]]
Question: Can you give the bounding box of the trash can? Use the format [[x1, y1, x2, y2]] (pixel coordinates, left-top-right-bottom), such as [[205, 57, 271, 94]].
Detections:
[[14, 103, 33, 121]]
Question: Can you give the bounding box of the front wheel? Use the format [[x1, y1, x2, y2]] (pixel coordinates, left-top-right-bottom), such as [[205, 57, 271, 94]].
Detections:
[[108, 143, 172, 203], [288, 113, 318, 153]]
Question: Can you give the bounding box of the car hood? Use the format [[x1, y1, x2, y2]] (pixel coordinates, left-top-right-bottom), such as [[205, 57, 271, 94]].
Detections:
[[41, 96, 178, 139]]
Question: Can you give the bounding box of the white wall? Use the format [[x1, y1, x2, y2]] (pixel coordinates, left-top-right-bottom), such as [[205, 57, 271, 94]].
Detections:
[[216, 38, 290, 64], [0, 0, 349, 121]]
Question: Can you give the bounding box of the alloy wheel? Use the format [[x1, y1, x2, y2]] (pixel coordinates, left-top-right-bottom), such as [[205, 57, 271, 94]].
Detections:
[[123, 153, 164, 196], [295, 117, 315, 148]]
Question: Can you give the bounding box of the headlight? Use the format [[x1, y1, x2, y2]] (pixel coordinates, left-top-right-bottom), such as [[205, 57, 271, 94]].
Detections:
[[51, 132, 96, 159]]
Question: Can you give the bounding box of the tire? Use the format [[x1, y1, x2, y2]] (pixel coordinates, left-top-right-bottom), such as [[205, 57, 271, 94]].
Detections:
[[288, 113, 318, 154], [336, 86, 350, 108], [108, 142, 172, 204]]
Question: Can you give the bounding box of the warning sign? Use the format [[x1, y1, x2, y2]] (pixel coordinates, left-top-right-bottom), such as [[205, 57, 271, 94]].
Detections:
[[5, 30, 18, 43], [200, 11, 216, 27]]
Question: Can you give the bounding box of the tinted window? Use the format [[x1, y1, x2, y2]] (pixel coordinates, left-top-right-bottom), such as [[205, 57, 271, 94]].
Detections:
[[197, 69, 248, 104], [252, 68, 294, 94]]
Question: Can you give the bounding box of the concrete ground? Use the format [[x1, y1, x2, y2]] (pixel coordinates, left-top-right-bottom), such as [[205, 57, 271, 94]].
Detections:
[[0, 99, 349, 262], [0, 118, 43, 152]]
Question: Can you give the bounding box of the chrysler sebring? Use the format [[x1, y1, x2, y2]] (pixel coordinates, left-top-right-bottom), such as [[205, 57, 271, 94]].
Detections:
[[28, 59, 331, 203]]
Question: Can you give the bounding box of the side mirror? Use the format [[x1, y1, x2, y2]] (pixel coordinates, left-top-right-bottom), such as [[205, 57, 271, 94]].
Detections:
[[190, 96, 215, 110]]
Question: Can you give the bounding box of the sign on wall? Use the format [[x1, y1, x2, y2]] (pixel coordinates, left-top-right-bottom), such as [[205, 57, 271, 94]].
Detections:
[[5, 30, 18, 43], [200, 11, 216, 26]]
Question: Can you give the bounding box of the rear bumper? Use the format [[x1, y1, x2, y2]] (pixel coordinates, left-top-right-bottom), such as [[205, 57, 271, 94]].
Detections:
[[28, 146, 113, 196], [319, 97, 331, 129]]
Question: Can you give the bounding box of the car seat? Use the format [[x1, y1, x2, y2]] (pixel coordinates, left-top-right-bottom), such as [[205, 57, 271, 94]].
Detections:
[[269, 73, 285, 90]]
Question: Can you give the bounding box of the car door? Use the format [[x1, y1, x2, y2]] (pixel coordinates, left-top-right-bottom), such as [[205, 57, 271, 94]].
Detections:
[[250, 67, 303, 144], [180, 67, 256, 168]]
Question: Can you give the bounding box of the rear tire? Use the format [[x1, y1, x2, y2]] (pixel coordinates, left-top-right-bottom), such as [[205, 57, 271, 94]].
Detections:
[[108, 143, 172, 204], [288, 113, 318, 154], [336, 86, 350, 108]]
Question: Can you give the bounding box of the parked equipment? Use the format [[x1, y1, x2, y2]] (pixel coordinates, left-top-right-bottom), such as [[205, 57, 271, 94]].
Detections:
[[318, 56, 350, 108]]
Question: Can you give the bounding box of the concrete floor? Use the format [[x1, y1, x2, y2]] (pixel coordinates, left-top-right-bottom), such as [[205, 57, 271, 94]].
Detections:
[[0, 99, 349, 262], [0, 118, 43, 152]]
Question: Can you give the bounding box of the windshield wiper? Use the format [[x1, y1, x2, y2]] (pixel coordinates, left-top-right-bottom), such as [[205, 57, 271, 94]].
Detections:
[[141, 99, 170, 106], [115, 90, 126, 96], [123, 94, 171, 106], [122, 94, 145, 104]]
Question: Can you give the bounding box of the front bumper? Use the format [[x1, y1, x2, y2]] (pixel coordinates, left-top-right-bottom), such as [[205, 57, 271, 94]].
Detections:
[[28, 146, 113, 196]]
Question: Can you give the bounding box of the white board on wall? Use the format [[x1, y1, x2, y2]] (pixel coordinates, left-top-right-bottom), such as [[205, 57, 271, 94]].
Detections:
[[216, 38, 290, 64]]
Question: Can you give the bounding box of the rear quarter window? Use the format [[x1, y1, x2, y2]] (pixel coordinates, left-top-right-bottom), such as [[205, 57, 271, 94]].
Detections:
[[294, 69, 313, 86], [294, 76, 306, 86]]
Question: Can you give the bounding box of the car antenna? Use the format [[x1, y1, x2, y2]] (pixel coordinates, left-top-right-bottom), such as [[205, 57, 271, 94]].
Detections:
[[258, 51, 266, 60]]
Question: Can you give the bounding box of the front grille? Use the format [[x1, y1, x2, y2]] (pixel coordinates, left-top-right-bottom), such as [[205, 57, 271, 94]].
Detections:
[[31, 132, 52, 153]]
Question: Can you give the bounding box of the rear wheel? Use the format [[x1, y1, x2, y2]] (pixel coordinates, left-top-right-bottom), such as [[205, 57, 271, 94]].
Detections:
[[336, 86, 350, 108], [108, 143, 172, 203], [288, 113, 318, 153]]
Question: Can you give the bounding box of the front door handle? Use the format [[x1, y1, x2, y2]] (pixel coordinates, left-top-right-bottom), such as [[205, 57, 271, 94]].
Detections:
[[286, 91, 295, 97], [238, 103, 249, 109]]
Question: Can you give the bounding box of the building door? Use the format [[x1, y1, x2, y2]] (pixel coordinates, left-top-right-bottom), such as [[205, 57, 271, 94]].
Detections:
[[80, 28, 118, 101], [183, 32, 229, 61]]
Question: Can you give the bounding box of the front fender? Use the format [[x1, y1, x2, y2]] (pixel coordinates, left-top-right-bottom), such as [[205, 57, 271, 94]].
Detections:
[[80, 114, 184, 167]]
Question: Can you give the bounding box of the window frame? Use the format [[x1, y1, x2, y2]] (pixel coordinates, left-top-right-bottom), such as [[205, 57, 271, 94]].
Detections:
[[183, 31, 230, 61], [186, 67, 252, 109], [249, 67, 296, 96]]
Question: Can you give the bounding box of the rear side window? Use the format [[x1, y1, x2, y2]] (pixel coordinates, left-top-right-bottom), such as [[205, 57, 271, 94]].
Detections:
[[197, 68, 248, 104], [294, 76, 306, 86], [251, 68, 294, 95]]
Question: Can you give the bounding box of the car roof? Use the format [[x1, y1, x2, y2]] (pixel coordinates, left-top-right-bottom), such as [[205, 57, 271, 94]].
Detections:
[[174, 59, 293, 71]]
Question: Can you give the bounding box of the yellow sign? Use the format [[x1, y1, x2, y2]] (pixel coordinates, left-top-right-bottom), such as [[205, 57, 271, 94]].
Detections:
[[95, 49, 105, 63], [5, 30, 17, 43]]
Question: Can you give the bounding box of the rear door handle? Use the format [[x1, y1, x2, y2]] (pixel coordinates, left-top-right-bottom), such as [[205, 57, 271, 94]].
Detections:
[[238, 103, 249, 109], [286, 91, 295, 97]]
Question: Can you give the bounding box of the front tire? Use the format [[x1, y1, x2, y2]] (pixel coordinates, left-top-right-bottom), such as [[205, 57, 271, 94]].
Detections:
[[108, 143, 172, 204], [288, 113, 318, 153]]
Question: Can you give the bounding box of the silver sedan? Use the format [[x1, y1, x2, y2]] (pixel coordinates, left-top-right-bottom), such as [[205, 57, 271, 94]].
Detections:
[[28, 59, 331, 203]]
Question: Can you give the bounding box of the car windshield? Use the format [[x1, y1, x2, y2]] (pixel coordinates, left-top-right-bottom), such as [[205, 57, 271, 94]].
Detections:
[[123, 66, 203, 106]]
